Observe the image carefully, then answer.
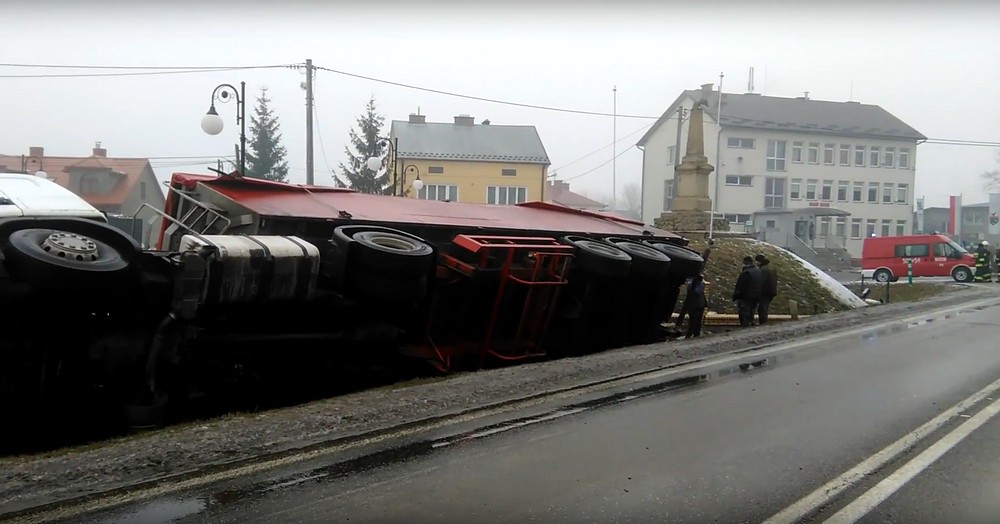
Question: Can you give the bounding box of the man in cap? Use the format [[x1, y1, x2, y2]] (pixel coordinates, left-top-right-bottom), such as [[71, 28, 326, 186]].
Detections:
[[755, 253, 778, 324]]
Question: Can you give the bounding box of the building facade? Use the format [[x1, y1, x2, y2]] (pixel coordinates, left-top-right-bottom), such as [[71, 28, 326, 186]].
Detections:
[[389, 114, 550, 205], [638, 86, 925, 257]]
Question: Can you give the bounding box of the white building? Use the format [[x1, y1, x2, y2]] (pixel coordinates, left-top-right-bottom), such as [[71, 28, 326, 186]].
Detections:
[[638, 84, 925, 258]]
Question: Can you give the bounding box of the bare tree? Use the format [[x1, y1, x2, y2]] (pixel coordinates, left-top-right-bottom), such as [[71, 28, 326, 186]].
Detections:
[[982, 151, 1000, 190], [618, 182, 642, 220]]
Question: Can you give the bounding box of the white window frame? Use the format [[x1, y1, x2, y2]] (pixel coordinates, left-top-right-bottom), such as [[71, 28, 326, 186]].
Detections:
[[868, 182, 879, 203], [854, 145, 866, 167], [839, 144, 851, 166], [852, 181, 864, 203], [792, 141, 804, 163], [663, 179, 674, 210], [821, 179, 833, 201], [488, 185, 528, 205], [869, 146, 881, 168], [667, 146, 676, 164], [805, 179, 818, 200], [880, 219, 892, 237], [882, 182, 894, 204], [883, 147, 895, 168], [808, 142, 820, 164], [727, 137, 755, 149], [899, 147, 911, 169], [866, 219, 877, 237], [823, 143, 835, 165], [790, 178, 802, 200], [764, 176, 786, 209], [767, 140, 787, 172], [895, 220, 906, 236], [896, 183, 909, 205], [837, 180, 849, 202], [851, 218, 862, 239], [725, 175, 753, 187], [418, 184, 459, 201], [835, 217, 847, 237]]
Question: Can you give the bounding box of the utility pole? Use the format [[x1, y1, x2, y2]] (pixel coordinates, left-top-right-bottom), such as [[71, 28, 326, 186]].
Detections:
[[612, 85, 618, 212], [305, 58, 315, 186]]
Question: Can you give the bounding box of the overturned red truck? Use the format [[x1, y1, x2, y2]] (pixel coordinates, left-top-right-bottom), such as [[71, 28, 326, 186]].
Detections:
[[0, 170, 703, 432]]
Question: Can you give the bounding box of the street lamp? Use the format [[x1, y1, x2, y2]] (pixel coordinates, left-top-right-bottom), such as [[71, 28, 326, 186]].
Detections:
[[405, 165, 424, 196], [19, 155, 47, 179], [201, 81, 246, 177], [365, 137, 400, 195]]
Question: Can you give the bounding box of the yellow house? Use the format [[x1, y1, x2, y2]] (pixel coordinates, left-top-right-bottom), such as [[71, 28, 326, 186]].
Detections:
[[389, 114, 550, 204]]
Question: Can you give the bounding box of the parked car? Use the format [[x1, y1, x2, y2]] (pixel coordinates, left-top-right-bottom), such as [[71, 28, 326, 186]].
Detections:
[[861, 234, 975, 283]]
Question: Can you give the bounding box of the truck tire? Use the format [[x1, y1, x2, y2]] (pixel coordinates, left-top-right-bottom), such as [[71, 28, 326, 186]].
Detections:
[[333, 226, 435, 278], [951, 266, 973, 283], [604, 237, 671, 280], [562, 236, 631, 279], [642, 240, 704, 279], [3, 228, 131, 288], [873, 268, 892, 283]]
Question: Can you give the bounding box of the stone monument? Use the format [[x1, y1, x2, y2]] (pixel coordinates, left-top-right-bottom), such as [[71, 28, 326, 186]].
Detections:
[[654, 85, 728, 234]]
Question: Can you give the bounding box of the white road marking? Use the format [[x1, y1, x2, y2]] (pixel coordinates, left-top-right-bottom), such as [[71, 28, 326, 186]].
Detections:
[[823, 394, 1000, 524], [762, 377, 1000, 524]]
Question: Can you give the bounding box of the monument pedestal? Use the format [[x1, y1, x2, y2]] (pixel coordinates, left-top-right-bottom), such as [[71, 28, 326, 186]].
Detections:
[[655, 211, 728, 234]]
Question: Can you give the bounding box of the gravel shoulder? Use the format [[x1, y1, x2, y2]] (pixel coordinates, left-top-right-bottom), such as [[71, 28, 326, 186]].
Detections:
[[1, 284, 996, 515]]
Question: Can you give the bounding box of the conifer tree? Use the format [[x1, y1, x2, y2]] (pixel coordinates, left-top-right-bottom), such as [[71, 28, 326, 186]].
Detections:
[[245, 86, 289, 182]]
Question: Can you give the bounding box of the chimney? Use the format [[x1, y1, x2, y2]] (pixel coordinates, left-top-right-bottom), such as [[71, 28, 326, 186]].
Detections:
[[29, 146, 44, 158], [92, 141, 106, 157], [700, 83, 714, 98], [408, 113, 426, 124], [454, 114, 475, 126]]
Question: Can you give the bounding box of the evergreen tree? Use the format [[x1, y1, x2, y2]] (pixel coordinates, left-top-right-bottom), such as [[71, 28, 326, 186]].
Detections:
[[245, 86, 289, 182], [337, 96, 391, 194]]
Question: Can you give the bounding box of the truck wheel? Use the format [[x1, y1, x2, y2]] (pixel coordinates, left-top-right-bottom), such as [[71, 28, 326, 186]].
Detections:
[[562, 236, 631, 279], [873, 268, 892, 283], [333, 226, 435, 277], [952, 266, 973, 283], [3, 228, 131, 287], [642, 240, 704, 280], [605, 238, 671, 280]]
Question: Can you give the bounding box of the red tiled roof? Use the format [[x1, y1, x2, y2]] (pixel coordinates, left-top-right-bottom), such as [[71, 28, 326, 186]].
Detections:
[[545, 181, 606, 209], [0, 153, 152, 208]]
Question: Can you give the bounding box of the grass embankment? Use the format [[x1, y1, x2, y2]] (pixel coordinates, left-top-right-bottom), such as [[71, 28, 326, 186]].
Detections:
[[843, 281, 956, 303], [678, 237, 855, 316]]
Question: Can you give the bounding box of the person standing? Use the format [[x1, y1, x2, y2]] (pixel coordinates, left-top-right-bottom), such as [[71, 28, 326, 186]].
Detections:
[[684, 274, 707, 338], [755, 254, 778, 324], [974, 241, 990, 282], [733, 256, 763, 327]]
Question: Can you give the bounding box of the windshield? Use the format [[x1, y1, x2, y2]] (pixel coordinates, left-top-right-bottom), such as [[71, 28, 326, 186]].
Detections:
[[947, 240, 968, 254]]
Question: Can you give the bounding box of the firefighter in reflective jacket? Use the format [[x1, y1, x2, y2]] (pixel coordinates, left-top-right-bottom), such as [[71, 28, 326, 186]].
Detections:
[[974, 241, 991, 282]]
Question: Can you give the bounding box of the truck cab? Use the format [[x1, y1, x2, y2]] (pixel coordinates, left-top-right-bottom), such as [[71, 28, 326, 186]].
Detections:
[[0, 172, 108, 221]]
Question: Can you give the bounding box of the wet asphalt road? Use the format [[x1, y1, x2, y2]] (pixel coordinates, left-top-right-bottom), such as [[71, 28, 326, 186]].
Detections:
[[75, 304, 1000, 524]]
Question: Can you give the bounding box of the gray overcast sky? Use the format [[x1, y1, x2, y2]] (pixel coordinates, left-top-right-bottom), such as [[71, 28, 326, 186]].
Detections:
[[1, 1, 997, 209]]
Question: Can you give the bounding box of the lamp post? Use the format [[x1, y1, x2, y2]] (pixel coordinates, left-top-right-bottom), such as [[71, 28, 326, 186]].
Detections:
[[201, 81, 246, 177], [20, 155, 48, 179], [365, 136, 399, 195], [404, 165, 424, 197]]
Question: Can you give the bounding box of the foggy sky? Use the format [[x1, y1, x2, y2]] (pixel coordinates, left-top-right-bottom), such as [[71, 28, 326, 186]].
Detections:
[[1, 1, 997, 209]]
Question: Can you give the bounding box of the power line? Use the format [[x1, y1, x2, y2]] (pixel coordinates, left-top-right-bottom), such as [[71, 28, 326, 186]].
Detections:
[[311, 99, 337, 182], [562, 148, 634, 183], [0, 64, 297, 79], [0, 62, 295, 70], [551, 122, 656, 173], [313, 65, 661, 119]]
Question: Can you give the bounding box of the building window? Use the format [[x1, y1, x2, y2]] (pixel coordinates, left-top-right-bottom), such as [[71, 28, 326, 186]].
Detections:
[[139, 181, 147, 200], [854, 145, 866, 167], [880, 219, 892, 237], [80, 174, 99, 194], [667, 146, 676, 164], [866, 219, 877, 237], [663, 179, 674, 210], [824, 143, 835, 165], [501, 168, 517, 176], [869, 146, 881, 168], [728, 137, 755, 149], [853, 181, 864, 203], [790, 178, 802, 200], [851, 218, 862, 239], [725, 175, 753, 186], [899, 147, 911, 169], [868, 182, 879, 203], [839, 144, 851, 166], [806, 179, 818, 200], [819, 217, 830, 237], [418, 184, 459, 201], [896, 183, 909, 204], [767, 140, 787, 171], [883, 147, 895, 168], [895, 220, 906, 236], [835, 217, 846, 237], [764, 176, 786, 208], [882, 182, 894, 204], [428, 166, 445, 174], [766, 219, 777, 228], [808, 142, 820, 164], [821, 179, 833, 201], [488, 186, 527, 205], [792, 141, 804, 163], [837, 180, 848, 202], [724, 213, 753, 225]]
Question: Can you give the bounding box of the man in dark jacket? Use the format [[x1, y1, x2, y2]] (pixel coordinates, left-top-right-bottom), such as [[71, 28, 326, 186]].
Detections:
[[755, 254, 778, 324], [733, 256, 763, 327], [684, 274, 707, 338]]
